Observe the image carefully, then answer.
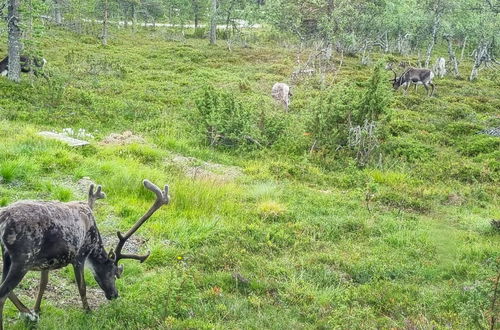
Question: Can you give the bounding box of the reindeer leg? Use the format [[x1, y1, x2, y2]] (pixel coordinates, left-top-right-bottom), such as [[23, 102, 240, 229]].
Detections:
[[34, 270, 49, 314], [2, 251, 36, 320], [0, 262, 29, 330], [404, 82, 411, 95], [8, 294, 37, 321], [73, 263, 90, 312], [423, 83, 429, 96], [429, 82, 435, 97]]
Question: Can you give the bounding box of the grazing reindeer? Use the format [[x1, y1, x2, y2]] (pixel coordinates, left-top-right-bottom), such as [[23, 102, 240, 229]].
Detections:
[[0, 180, 170, 329], [0, 55, 47, 78], [271, 82, 292, 112], [391, 68, 435, 96], [32, 185, 106, 317], [1, 185, 106, 321]]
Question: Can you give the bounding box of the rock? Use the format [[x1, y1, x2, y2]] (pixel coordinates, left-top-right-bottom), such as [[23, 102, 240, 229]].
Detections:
[[38, 131, 89, 147], [478, 127, 500, 137]]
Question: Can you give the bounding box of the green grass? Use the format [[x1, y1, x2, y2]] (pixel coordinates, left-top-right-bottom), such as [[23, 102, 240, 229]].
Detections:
[[0, 27, 498, 329]]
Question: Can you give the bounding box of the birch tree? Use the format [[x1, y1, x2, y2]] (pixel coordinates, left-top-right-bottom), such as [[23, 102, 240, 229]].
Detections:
[[7, 0, 22, 82], [209, 0, 217, 44]]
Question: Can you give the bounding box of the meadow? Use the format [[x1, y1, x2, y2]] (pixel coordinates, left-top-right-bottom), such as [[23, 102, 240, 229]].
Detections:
[[0, 25, 499, 329]]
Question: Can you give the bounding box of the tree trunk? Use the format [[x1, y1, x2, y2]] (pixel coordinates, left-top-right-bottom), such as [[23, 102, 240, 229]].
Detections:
[[383, 31, 389, 53], [460, 36, 467, 62], [209, 0, 217, 45], [8, 0, 22, 83], [102, 0, 109, 46], [123, 5, 128, 28], [469, 41, 488, 81], [192, 0, 200, 29], [397, 33, 410, 55], [425, 15, 440, 68], [54, 0, 62, 24], [444, 36, 459, 77], [225, 0, 235, 37], [132, 4, 137, 33]]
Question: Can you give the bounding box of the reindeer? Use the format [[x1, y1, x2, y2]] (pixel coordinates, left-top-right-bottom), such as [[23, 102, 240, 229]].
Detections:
[[0, 180, 170, 329], [391, 68, 435, 96], [28, 184, 105, 318], [434, 57, 446, 78], [271, 82, 292, 112], [0, 185, 106, 322], [0, 55, 47, 78]]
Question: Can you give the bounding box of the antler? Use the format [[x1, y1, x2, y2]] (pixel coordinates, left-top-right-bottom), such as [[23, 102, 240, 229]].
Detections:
[[88, 184, 106, 210], [112, 180, 170, 265]]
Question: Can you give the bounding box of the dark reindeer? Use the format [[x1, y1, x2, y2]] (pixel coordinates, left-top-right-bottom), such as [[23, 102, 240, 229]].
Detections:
[[28, 184, 106, 318], [391, 67, 435, 96], [0, 180, 170, 329], [0, 55, 47, 78]]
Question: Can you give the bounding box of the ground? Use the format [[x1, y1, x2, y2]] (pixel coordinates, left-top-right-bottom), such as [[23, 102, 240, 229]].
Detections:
[[0, 26, 498, 329]]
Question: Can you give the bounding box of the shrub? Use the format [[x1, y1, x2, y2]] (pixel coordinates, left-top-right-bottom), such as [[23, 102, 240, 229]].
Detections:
[[444, 122, 482, 137], [383, 137, 435, 162], [189, 28, 207, 39], [356, 63, 392, 123], [457, 135, 499, 157], [309, 63, 392, 167], [309, 81, 356, 152], [193, 87, 260, 149], [259, 110, 310, 154]]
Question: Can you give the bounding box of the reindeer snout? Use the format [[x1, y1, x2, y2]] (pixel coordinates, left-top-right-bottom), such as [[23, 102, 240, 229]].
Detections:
[[106, 291, 119, 300]]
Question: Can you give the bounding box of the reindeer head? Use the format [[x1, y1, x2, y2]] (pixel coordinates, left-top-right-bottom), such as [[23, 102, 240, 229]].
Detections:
[[89, 252, 122, 300], [87, 180, 170, 300], [390, 70, 402, 90]]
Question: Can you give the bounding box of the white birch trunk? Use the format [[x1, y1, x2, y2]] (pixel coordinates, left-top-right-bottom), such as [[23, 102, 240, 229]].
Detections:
[[209, 0, 217, 45], [8, 0, 22, 82]]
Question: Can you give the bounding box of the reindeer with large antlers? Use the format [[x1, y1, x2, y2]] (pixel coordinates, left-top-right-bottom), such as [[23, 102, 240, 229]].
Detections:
[[0, 180, 169, 329]]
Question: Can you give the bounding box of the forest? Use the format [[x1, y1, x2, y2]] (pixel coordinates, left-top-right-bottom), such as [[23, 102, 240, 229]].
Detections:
[[0, 0, 499, 329]]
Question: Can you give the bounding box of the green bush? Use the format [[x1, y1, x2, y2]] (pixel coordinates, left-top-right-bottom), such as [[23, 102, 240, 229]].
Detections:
[[260, 110, 310, 154], [308, 63, 391, 167], [457, 135, 499, 157], [308, 81, 356, 152], [383, 137, 435, 162], [193, 87, 260, 149], [444, 122, 482, 137], [190, 28, 207, 39]]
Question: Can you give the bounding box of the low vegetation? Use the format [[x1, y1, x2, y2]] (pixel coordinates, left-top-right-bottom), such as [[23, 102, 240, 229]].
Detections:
[[0, 26, 498, 329]]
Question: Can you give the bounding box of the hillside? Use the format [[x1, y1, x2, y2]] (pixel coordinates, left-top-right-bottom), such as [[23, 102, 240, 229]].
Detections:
[[0, 27, 499, 329]]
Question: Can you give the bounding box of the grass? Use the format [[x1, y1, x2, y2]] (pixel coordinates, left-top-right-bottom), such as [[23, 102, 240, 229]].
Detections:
[[0, 26, 499, 329]]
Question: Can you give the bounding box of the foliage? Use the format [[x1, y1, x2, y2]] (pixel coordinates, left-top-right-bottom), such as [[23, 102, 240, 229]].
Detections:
[[194, 86, 259, 148], [309, 63, 391, 166], [309, 81, 356, 153]]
